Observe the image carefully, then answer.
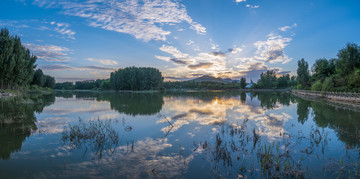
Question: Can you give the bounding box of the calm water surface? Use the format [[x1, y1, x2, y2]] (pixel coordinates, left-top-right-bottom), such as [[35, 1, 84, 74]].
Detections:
[[1, 91, 360, 178]]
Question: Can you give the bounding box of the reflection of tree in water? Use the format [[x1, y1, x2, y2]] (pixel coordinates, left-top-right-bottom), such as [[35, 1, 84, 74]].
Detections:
[[240, 92, 246, 104], [98, 93, 164, 116], [53, 91, 165, 116], [311, 101, 360, 149], [53, 91, 75, 99], [251, 92, 295, 109], [62, 119, 119, 159], [0, 94, 55, 160], [296, 98, 311, 124], [295, 97, 360, 148]]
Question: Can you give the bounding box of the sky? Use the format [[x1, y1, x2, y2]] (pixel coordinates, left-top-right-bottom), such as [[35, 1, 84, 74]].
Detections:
[[1, 0, 360, 82]]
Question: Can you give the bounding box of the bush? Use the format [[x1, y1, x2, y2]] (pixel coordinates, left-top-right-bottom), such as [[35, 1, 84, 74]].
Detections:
[[31, 85, 40, 91], [322, 77, 334, 92], [311, 81, 322, 91], [296, 84, 303, 90]]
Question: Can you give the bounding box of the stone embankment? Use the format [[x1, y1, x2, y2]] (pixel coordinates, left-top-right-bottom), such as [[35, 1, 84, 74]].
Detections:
[[292, 90, 360, 103]]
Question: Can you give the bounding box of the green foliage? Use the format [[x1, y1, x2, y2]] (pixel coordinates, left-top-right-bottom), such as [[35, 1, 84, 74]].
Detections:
[[44, 75, 55, 88], [322, 77, 334, 92], [311, 80, 322, 91], [336, 43, 360, 77], [240, 77, 246, 89], [32, 69, 45, 87], [110, 67, 163, 90], [255, 70, 277, 89], [0, 28, 55, 90], [297, 58, 310, 89], [253, 71, 295, 89], [0, 28, 37, 89], [312, 58, 336, 82], [163, 80, 240, 90], [302, 42, 360, 92], [54, 82, 74, 90], [296, 84, 302, 90]]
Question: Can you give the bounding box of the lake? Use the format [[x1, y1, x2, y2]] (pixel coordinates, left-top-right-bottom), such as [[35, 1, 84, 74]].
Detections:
[[1, 91, 360, 178]]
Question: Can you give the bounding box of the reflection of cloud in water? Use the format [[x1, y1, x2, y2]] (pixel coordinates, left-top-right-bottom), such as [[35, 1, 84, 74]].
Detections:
[[159, 96, 292, 140], [43, 99, 112, 115], [36, 117, 70, 133], [63, 138, 193, 178]]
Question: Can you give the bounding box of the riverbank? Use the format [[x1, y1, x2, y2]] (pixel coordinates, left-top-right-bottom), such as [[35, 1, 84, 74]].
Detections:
[[0, 89, 52, 99], [165, 88, 291, 92], [291, 90, 360, 106]]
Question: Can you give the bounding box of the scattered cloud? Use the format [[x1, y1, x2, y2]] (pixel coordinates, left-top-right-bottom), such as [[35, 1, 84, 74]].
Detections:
[[210, 52, 226, 57], [24, 43, 71, 62], [41, 64, 115, 71], [159, 45, 190, 59], [186, 40, 194, 46], [33, 0, 206, 41], [254, 33, 292, 64], [170, 58, 189, 65], [279, 23, 297, 32], [0, 19, 76, 40], [84, 66, 115, 70], [87, 58, 118, 66], [188, 62, 213, 69], [50, 21, 76, 39], [235, 0, 246, 2], [157, 24, 294, 81], [245, 4, 259, 8]]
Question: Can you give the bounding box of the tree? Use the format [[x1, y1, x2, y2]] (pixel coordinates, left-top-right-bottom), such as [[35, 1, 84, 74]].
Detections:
[[0, 28, 37, 89], [336, 43, 360, 77], [32, 69, 46, 87], [110, 67, 163, 90], [44, 75, 56, 88], [240, 77, 246, 89], [312, 58, 335, 82], [256, 70, 278, 89], [297, 58, 310, 89]]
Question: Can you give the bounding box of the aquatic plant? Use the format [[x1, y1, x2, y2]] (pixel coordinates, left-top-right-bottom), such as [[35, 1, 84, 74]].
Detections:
[[62, 118, 119, 159]]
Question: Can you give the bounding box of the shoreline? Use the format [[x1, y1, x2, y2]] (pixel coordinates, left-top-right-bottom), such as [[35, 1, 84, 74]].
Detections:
[[291, 90, 360, 110]]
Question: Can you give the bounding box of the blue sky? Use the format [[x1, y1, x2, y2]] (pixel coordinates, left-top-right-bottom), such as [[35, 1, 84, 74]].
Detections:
[[1, 0, 360, 82]]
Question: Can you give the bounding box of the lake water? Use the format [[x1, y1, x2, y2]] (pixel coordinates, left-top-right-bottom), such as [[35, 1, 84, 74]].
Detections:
[[1, 91, 360, 178]]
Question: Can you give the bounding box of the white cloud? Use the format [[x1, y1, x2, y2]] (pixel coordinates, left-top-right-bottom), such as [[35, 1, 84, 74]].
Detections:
[[186, 40, 194, 46], [236, 0, 246, 2], [34, 0, 206, 41], [157, 24, 295, 81], [246, 4, 259, 8], [159, 45, 190, 59], [24, 43, 71, 62], [50, 21, 76, 40], [254, 33, 292, 64], [279, 23, 297, 32], [87, 58, 118, 66]]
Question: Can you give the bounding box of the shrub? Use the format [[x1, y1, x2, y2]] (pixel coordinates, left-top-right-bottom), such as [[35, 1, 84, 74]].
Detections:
[[311, 81, 322, 91], [322, 77, 334, 92]]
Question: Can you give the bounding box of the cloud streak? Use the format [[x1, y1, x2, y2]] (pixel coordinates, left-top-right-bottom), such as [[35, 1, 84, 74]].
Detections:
[[34, 0, 206, 41], [24, 43, 71, 62], [50, 21, 76, 39], [88, 58, 118, 66]]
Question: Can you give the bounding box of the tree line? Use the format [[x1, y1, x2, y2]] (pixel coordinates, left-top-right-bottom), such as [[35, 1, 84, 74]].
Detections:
[[296, 43, 360, 92], [54, 79, 110, 90], [252, 71, 297, 89], [0, 28, 55, 90], [54, 67, 163, 91]]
